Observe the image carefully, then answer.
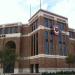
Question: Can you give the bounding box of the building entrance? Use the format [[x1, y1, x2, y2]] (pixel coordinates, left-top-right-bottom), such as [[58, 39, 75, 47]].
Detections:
[[30, 64, 39, 73]]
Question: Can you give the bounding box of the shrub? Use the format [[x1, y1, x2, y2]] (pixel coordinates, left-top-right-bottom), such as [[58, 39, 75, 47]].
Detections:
[[42, 71, 75, 75]]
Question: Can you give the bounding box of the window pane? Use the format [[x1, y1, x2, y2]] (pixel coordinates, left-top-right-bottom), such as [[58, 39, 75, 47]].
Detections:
[[63, 47, 67, 56], [33, 35, 35, 55], [50, 31, 54, 55], [58, 22, 65, 31], [0, 28, 3, 34], [32, 33, 38, 55], [4, 28, 10, 34], [50, 31, 54, 40], [4, 27, 18, 34], [59, 43, 63, 55], [45, 40, 49, 54], [48, 20, 53, 28], [69, 31, 75, 38], [44, 18, 48, 27], [35, 19, 38, 29], [58, 32, 63, 55], [63, 36, 68, 56], [58, 32, 62, 43], [44, 31, 48, 39], [10, 27, 13, 33], [12, 27, 18, 33], [35, 33, 38, 55], [44, 31, 49, 54], [32, 19, 38, 31]]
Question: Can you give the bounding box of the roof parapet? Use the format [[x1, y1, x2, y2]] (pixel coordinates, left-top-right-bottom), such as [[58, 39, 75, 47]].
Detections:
[[29, 9, 68, 24]]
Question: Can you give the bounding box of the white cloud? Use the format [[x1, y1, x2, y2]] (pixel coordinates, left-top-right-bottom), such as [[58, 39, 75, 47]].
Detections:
[[26, 0, 43, 7], [50, 0, 75, 28], [0, 0, 74, 29], [42, 3, 48, 10], [0, 0, 46, 24], [0, 0, 29, 24], [23, 0, 48, 18]]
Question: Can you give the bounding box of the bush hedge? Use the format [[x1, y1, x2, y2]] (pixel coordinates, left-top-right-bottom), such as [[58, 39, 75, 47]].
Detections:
[[42, 71, 75, 75]]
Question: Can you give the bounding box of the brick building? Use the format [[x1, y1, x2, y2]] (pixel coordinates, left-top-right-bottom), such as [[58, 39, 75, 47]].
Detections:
[[0, 9, 75, 74]]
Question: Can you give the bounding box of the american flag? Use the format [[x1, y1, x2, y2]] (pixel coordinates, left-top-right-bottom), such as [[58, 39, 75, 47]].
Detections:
[[53, 25, 59, 35]]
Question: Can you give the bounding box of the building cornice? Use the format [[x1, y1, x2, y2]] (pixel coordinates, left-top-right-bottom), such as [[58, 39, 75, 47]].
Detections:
[[69, 38, 75, 41], [29, 9, 68, 24], [22, 25, 69, 37], [20, 54, 67, 60], [0, 25, 69, 38]]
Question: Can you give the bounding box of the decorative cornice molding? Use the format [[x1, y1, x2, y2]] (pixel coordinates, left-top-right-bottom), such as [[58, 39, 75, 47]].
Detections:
[[69, 38, 75, 41], [20, 54, 67, 60], [22, 25, 69, 37]]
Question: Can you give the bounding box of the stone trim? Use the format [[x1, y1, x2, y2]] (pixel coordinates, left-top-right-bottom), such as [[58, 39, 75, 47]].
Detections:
[[69, 38, 75, 41], [22, 25, 69, 37], [20, 54, 67, 60]]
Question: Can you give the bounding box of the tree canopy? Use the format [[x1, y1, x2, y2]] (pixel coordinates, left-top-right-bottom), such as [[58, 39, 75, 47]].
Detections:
[[66, 54, 75, 64], [0, 47, 16, 64]]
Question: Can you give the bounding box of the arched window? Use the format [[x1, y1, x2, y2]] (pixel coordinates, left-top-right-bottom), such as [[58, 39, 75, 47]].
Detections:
[[3, 41, 16, 73], [5, 41, 16, 49]]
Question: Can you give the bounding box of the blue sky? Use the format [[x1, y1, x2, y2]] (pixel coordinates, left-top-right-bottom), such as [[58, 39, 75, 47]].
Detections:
[[0, 0, 75, 29]]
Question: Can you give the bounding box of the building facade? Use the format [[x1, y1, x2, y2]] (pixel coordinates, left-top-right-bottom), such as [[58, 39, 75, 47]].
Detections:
[[0, 9, 75, 74]]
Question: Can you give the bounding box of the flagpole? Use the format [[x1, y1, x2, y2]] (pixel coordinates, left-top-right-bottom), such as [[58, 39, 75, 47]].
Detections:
[[40, 0, 41, 9], [30, 3, 31, 18]]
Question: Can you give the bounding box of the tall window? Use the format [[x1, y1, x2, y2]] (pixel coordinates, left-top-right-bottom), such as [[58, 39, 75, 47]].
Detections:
[[31, 36, 34, 56], [35, 19, 38, 29], [32, 24, 34, 31], [10, 27, 18, 33], [59, 42, 63, 55], [32, 19, 38, 31], [57, 22, 65, 31], [49, 19, 53, 28], [44, 18, 48, 27], [10, 27, 13, 33], [4, 28, 10, 34], [58, 32, 63, 55], [44, 31, 49, 54], [4, 27, 18, 34], [30, 64, 34, 73], [31, 33, 38, 56], [0, 28, 3, 34], [58, 33, 68, 56], [69, 31, 75, 38], [63, 46, 67, 56], [12, 27, 18, 33], [35, 64, 39, 73], [58, 32, 62, 43], [30, 64, 39, 73], [35, 33, 38, 55], [62, 35, 68, 56], [33, 35, 35, 55], [50, 31, 54, 54], [44, 18, 53, 28]]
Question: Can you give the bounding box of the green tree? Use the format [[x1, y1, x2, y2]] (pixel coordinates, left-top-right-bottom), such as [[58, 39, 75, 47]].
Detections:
[[0, 47, 17, 75], [66, 54, 75, 71]]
